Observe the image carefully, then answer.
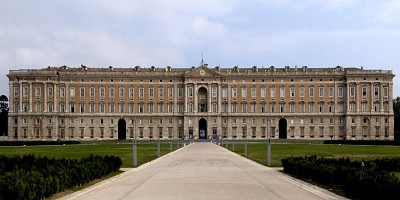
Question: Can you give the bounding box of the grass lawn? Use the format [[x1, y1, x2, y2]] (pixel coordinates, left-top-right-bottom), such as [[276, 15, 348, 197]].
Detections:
[[222, 140, 400, 167], [0, 140, 185, 168]]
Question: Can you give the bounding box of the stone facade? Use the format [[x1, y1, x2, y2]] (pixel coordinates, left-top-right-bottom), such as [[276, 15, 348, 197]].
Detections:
[[6, 64, 395, 140]]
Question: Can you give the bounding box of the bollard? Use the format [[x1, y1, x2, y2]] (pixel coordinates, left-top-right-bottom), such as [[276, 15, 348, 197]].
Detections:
[[267, 139, 271, 166]]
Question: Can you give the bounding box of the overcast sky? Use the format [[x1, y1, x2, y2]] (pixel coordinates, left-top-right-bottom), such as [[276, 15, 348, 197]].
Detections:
[[0, 0, 399, 97]]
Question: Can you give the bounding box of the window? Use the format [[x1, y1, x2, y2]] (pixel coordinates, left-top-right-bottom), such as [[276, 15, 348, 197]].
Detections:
[[79, 87, 85, 97], [241, 104, 247, 113], [290, 87, 295, 97], [299, 103, 305, 113], [110, 87, 115, 97], [188, 87, 193, 97], [350, 103, 356, 112], [270, 103, 275, 113], [261, 104, 266, 113], [109, 103, 114, 113], [188, 103, 193, 113], [338, 87, 344, 97], [158, 88, 163, 98], [36, 102, 41, 112], [100, 87, 105, 97], [168, 104, 173, 113], [222, 88, 227, 98], [158, 104, 164, 112], [35, 87, 41, 97], [120, 87, 124, 98], [232, 104, 237, 113], [261, 88, 266, 98], [280, 104, 285, 113], [328, 103, 334, 112], [14, 87, 19, 97], [309, 87, 314, 97], [139, 88, 144, 98], [212, 87, 217, 97], [251, 88, 256, 98], [168, 88, 173, 98], [178, 88, 184, 97], [119, 103, 124, 113], [384, 87, 388, 96], [319, 87, 324, 97], [289, 103, 295, 112], [99, 103, 104, 113], [362, 102, 367, 112], [90, 87, 95, 97], [299, 87, 305, 97], [48, 103, 53, 112], [222, 103, 228, 112], [319, 103, 324, 112], [270, 87, 275, 98], [178, 104, 183, 112], [329, 87, 334, 97], [212, 103, 218, 113], [149, 104, 154, 113], [129, 104, 134, 113], [362, 87, 367, 96], [129, 88, 134, 98], [47, 87, 53, 96], [60, 87, 65, 97], [139, 104, 144, 113], [350, 87, 355, 97], [280, 87, 285, 97], [251, 104, 256, 113], [60, 103, 65, 112], [80, 103, 85, 113], [338, 103, 344, 112], [374, 87, 379, 96], [232, 88, 237, 98], [241, 88, 247, 98], [309, 102, 314, 112], [149, 88, 154, 98]]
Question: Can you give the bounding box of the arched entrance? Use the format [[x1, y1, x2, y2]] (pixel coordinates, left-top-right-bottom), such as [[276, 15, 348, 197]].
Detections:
[[199, 118, 207, 139], [118, 118, 126, 139], [279, 118, 287, 139], [198, 87, 208, 112]]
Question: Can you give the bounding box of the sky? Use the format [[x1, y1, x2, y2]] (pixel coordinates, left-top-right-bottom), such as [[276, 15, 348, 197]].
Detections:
[[0, 0, 399, 97]]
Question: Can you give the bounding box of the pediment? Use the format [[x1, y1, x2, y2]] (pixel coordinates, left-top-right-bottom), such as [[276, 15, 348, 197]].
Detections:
[[185, 65, 221, 78]]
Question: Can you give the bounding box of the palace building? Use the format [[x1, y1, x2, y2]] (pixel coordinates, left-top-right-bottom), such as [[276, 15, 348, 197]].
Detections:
[[7, 64, 395, 141]]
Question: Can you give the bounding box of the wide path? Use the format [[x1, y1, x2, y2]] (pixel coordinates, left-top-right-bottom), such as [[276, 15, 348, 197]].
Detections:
[[60, 142, 346, 200]]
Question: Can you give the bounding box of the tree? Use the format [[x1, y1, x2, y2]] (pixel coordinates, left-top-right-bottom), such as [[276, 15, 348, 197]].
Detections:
[[0, 95, 8, 136], [394, 97, 400, 141]]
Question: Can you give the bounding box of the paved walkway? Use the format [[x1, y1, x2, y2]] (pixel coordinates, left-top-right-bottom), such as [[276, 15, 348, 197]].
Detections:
[[60, 142, 347, 200]]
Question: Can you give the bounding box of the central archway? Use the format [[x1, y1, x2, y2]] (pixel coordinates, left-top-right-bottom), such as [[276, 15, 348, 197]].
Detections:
[[279, 118, 287, 139], [199, 118, 207, 139], [118, 118, 126, 139]]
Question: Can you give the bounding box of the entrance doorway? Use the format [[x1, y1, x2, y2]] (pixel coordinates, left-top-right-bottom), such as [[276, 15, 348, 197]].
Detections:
[[279, 118, 287, 139], [199, 118, 207, 139], [118, 118, 126, 139]]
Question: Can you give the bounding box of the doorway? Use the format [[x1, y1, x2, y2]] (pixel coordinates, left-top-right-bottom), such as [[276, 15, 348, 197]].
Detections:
[[279, 118, 287, 139], [199, 118, 207, 139], [118, 118, 126, 139]]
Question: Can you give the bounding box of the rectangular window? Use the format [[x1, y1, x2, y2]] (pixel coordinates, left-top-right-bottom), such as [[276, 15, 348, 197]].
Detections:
[[36, 87, 41, 96], [90, 103, 95, 113], [100, 87, 105, 97], [48, 87, 53, 96], [168, 104, 173, 113], [100, 103, 105, 113], [129, 88, 134, 98], [241, 104, 247, 113], [329, 87, 334, 97], [139, 88, 144, 98], [149, 88, 154, 98], [129, 104, 134, 113], [251, 104, 256, 113], [139, 104, 144, 113], [384, 87, 388, 96], [299, 87, 305, 97], [222, 88, 227, 98], [374, 87, 379, 96], [290, 103, 295, 112], [188, 103, 193, 113], [188, 87, 193, 97], [299, 103, 305, 113], [241, 88, 247, 98], [109, 103, 114, 113], [212, 103, 218, 113], [212, 87, 217, 97], [80, 103, 84, 113], [222, 103, 228, 112], [149, 104, 154, 113], [250, 88, 256, 98], [270, 88, 275, 98], [14, 87, 19, 97], [120, 87, 124, 98], [90, 87, 95, 97], [158, 104, 163, 112], [290, 87, 295, 97], [178, 88, 184, 97], [280, 87, 285, 97], [338, 87, 344, 97], [168, 88, 173, 98], [79, 87, 84, 97], [362, 87, 367, 96], [350, 87, 355, 97], [319, 103, 324, 112], [158, 88, 163, 98], [319, 87, 324, 97], [261, 88, 266, 98], [309, 87, 314, 97], [232, 88, 237, 98], [60, 87, 65, 97], [232, 104, 237, 113], [309, 103, 314, 112], [119, 104, 124, 113]]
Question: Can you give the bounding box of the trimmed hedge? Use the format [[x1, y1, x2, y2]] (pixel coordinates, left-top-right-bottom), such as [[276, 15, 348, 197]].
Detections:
[[282, 156, 400, 199], [324, 140, 400, 146], [0, 141, 80, 146], [0, 154, 122, 200]]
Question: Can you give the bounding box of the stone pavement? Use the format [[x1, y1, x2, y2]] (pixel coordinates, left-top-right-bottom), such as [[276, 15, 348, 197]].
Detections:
[[60, 142, 347, 200]]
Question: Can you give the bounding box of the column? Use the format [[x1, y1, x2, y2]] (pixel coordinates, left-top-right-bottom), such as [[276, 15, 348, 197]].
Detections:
[[184, 84, 188, 113], [29, 82, 33, 112], [66, 84, 70, 112], [194, 84, 198, 113], [43, 83, 47, 112], [228, 85, 232, 113], [9, 83, 13, 113], [19, 83, 23, 112], [53, 83, 57, 112], [218, 84, 222, 114], [208, 83, 211, 113], [356, 82, 359, 112], [173, 84, 178, 113], [380, 84, 384, 112]]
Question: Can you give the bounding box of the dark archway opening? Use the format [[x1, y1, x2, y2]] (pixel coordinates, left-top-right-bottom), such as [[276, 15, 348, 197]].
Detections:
[[118, 118, 126, 140], [279, 118, 287, 139], [199, 118, 207, 139]]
